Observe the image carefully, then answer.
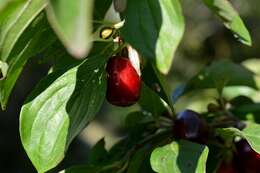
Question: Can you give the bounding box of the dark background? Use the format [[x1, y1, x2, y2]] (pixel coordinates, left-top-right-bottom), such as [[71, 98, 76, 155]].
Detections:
[[0, 0, 260, 172]]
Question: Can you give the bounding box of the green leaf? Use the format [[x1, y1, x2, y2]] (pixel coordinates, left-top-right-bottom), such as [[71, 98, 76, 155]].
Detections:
[[122, 0, 185, 74], [0, 0, 23, 11], [127, 146, 150, 173], [172, 60, 260, 102], [93, 0, 112, 21], [150, 140, 209, 173], [0, 61, 8, 80], [142, 62, 173, 112], [217, 123, 260, 153], [231, 102, 260, 123], [0, 0, 25, 22], [0, 0, 12, 10], [230, 95, 254, 107], [242, 58, 260, 75], [139, 82, 167, 118], [124, 111, 154, 130], [0, 0, 47, 61], [89, 138, 109, 164], [203, 0, 252, 46], [40, 39, 82, 73], [92, 0, 114, 40], [228, 95, 259, 122], [46, 0, 94, 58], [0, 15, 57, 110], [20, 55, 107, 173]]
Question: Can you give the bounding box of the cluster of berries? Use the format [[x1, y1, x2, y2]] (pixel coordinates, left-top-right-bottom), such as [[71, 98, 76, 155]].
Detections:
[[103, 36, 260, 172]]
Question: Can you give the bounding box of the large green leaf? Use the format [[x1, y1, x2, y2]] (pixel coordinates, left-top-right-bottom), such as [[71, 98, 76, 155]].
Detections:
[[122, 0, 185, 74], [172, 60, 260, 102], [150, 140, 209, 173], [46, 0, 94, 58], [0, 0, 47, 61], [0, 15, 56, 110], [20, 55, 107, 173], [217, 123, 260, 153], [203, 0, 252, 46]]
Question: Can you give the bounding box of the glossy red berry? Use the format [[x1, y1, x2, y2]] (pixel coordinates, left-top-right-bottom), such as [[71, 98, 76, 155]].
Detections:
[[173, 110, 208, 144], [106, 56, 141, 106]]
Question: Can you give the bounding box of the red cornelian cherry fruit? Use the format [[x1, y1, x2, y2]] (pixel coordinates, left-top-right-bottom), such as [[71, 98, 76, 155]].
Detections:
[[106, 56, 141, 107]]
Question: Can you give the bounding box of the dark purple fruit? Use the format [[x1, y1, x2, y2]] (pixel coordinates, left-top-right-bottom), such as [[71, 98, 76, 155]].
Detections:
[[235, 139, 260, 173], [173, 109, 208, 144]]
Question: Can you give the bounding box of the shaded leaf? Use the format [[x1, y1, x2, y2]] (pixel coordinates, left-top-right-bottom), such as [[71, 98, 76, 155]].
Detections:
[[124, 111, 154, 130], [46, 0, 94, 58], [230, 95, 254, 107], [122, 0, 185, 74], [94, 0, 112, 21], [231, 103, 260, 123], [89, 138, 109, 164], [126, 146, 150, 173], [20, 55, 107, 173], [203, 0, 251, 46], [142, 62, 173, 112], [139, 82, 167, 118], [150, 140, 209, 173]]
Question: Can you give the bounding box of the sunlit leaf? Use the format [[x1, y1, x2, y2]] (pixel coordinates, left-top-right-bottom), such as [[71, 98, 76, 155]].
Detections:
[[150, 140, 208, 173], [203, 0, 252, 46], [122, 0, 185, 74], [0, 0, 47, 61], [20, 55, 107, 173]]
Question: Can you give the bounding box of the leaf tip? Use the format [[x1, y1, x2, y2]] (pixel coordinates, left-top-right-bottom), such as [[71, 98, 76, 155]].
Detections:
[[67, 44, 92, 59]]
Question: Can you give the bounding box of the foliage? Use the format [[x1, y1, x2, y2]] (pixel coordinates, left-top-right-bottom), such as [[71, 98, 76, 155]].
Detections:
[[0, 0, 258, 173]]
